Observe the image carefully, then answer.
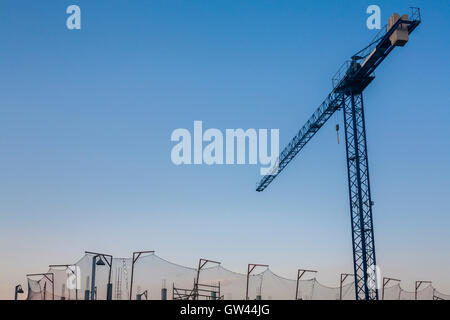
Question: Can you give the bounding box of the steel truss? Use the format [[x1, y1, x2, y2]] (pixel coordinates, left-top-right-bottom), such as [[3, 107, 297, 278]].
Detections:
[[342, 91, 377, 300]]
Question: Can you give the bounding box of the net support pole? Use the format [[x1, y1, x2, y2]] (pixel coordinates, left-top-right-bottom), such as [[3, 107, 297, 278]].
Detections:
[[381, 277, 401, 300], [415, 280, 431, 300], [90, 256, 97, 300], [295, 269, 317, 300], [129, 251, 155, 300], [246, 264, 269, 300], [85, 251, 113, 300], [14, 285, 23, 300], [339, 273, 353, 300], [26, 273, 54, 300], [195, 259, 221, 300], [49, 264, 80, 300]]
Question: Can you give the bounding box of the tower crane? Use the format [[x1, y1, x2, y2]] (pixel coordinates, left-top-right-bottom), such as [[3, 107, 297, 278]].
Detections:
[[256, 8, 421, 300]]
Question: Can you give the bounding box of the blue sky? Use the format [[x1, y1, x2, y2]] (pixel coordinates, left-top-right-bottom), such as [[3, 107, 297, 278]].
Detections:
[[0, 0, 449, 298]]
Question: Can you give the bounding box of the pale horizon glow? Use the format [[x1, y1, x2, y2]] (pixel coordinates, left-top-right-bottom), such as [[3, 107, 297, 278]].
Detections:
[[1, 0, 449, 299]]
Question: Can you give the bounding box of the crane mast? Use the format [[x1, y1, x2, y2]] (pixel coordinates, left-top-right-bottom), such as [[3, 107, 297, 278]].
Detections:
[[256, 8, 421, 300]]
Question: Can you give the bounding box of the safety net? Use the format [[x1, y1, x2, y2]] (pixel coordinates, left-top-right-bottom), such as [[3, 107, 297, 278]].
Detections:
[[25, 252, 447, 300]]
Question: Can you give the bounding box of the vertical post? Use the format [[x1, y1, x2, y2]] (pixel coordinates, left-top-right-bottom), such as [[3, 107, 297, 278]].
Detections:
[[42, 273, 54, 300], [75, 266, 78, 300], [84, 276, 90, 300], [49, 265, 78, 300], [85, 251, 113, 300], [27, 273, 54, 301], [61, 283, 66, 300], [381, 277, 401, 300], [14, 285, 23, 300], [161, 280, 167, 300], [195, 260, 202, 300], [90, 255, 97, 300], [415, 280, 431, 300], [246, 265, 251, 300], [51, 274, 54, 300], [195, 259, 221, 300], [130, 251, 155, 300], [106, 283, 112, 300], [106, 256, 113, 300], [130, 252, 138, 300], [295, 269, 317, 300], [432, 289, 443, 300], [340, 273, 353, 300], [129, 251, 155, 300], [246, 264, 268, 300]]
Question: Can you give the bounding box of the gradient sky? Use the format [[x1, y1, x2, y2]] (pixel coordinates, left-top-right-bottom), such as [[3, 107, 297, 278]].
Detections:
[[1, 0, 449, 299]]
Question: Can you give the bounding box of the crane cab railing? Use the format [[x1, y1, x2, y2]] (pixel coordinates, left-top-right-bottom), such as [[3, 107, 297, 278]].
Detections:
[[331, 7, 421, 94]]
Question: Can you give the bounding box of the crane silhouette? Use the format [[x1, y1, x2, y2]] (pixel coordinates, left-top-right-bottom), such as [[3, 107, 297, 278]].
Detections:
[[256, 8, 421, 300]]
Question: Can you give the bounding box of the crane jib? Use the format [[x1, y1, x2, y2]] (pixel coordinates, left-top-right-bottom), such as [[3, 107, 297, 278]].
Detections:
[[256, 93, 341, 192], [256, 10, 421, 193]]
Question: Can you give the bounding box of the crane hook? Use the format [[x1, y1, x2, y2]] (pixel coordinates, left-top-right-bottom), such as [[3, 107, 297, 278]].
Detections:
[[336, 124, 340, 144]]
